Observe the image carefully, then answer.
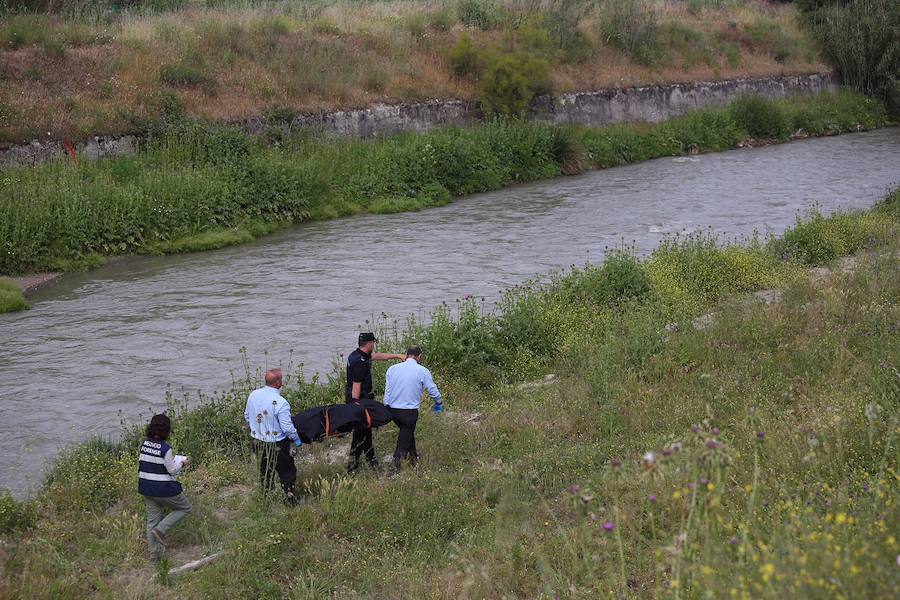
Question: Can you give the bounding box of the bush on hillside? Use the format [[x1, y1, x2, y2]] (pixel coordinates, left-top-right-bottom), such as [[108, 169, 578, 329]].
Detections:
[[478, 52, 552, 117], [728, 95, 792, 139]]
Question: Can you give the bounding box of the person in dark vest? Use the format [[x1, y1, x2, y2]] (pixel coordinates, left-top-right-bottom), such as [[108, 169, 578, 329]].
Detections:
[[383, 346, 444, 472], [138, 413, 192, 562], [244, 368, 303, 504], [345, 332, 404, 473]]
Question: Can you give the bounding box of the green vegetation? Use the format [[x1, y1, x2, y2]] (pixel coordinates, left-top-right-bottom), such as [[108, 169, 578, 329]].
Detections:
[[0, 91, 889, 276], [1, 190, 898, 598], [0, 277, 28, 313], [799, 0, 900, 113], [0, 0, 827, 142]]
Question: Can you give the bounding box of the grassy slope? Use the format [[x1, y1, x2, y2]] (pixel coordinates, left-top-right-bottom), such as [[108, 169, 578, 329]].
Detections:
[[0, 0, 827, 142], [0, 91, 890, 280], [0, 192, 897, 599]]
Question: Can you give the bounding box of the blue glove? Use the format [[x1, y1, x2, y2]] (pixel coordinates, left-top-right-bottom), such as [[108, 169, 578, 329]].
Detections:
[[433, 403, 444, 414], [294, 438, 303, 447]]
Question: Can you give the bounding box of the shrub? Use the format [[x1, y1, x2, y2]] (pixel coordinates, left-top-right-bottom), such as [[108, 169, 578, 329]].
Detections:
[[0, 14, 48, 49], [44, 438, 129, 513], [458, 0, 502, 31], [728, 95, 792, 139], [0, 493, 35, 534], [808, 0, 900, 113], [478, 52, 552, 117], [159, 62, 211, 89], [599, 0, 659, 64], [449, 33, 483, 78], [0, 278, 29, 313], [539, 0, 594, 63]]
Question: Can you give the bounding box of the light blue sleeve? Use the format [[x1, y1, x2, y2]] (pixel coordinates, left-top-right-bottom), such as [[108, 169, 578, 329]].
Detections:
[[383, 366, 395, 406], [422, 367, 442, 404], [244, 395, 252, 427], [277, 397, 299, 441]]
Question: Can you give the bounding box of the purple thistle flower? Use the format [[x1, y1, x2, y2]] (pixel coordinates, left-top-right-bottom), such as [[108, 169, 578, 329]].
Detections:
[[757, 431, 766, 441], [568, 484, 580, 495], [603, 521, 615, 532], [648, 494, 657, 503], [706, 439, 719, 450], [611, 458, 622, 469], [712, 427, 721, 436], [691, 424, 701, 434], [700, 478, 709, 486], [730, 536, 738, 545]]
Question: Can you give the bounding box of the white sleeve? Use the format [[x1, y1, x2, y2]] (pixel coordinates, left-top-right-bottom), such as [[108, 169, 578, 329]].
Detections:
[[163, 448, 182, 476]]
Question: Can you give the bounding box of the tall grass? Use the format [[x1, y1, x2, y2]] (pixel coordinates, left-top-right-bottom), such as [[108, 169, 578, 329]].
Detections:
[[800, 0, 900, 113], [0, 91, 888, 276], [0, 190, 897, 598]]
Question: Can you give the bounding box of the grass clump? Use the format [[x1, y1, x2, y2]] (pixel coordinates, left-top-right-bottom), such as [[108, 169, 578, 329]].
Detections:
[[729, 93, 792, 139], [0, 278, 29, 313]]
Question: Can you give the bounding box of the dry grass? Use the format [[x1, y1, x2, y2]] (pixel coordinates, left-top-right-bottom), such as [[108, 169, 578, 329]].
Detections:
[[0, 0, 828, 141]]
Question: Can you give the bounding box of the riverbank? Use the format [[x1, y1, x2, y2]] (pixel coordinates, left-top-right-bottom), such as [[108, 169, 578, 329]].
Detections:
[[0, 91, 891, 306], [0, 0, 826, 143], [1, 189, 897, 597]]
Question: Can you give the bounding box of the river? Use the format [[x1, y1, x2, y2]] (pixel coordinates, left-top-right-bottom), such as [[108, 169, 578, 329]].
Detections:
[[1, 128, 899, 494]]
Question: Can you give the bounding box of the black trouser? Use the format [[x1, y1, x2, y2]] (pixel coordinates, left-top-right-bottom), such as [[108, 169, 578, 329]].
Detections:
[[348, 427, 377, 471], [389, 407, 419, 464], [253, 438, 296, 496]]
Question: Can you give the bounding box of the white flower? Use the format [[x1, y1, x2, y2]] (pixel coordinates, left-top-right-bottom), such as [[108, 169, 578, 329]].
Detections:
[[643, 452, 656, 468]]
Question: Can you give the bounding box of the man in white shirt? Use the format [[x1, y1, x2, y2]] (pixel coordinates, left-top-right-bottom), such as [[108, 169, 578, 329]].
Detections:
[[244, 368, 303, 504], [383, 346, 444, 472]]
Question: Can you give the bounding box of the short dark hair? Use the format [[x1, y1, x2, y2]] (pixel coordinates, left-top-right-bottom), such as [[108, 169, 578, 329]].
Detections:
[[146, 414, 171, 441], [406, 345, 422, 357]]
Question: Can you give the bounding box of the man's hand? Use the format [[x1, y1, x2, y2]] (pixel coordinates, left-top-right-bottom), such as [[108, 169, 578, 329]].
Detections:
[[433, 403, 444, 414], [290, 438, 302, 457]]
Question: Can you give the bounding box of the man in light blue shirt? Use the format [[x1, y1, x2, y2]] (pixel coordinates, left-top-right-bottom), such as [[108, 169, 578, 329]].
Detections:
[[244, 369, 303, 504], [383, 346, 443, 471]]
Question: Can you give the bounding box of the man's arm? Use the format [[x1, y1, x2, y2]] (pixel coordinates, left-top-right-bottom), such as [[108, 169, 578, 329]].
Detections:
[[276, 399, 300, 443], [372, 352, 405, 361], [422, 367, 442, 405], [383, 366, 395, 406], [351, 381, 362, 401]]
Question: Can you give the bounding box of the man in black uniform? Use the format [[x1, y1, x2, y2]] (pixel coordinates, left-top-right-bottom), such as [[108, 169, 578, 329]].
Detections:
[[345, 332, 404, 473]]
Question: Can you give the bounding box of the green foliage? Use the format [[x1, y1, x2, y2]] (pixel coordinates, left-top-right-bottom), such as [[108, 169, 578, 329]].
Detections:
[[538, 0, 594, 63], [0, 14, 48, 49], [478, 51, 552, 117], [159, 62, 216, 95], [773, 208, 890, 266], [0, 278, 29, 313], [729, 94, 792, 139], [43, 438, 129, 513], [0, 492, 35, 533], [808, 0, 900, 113], [457, 0, 502, 31], [599, 0, 660, 65], [449, 33, 482, 78]]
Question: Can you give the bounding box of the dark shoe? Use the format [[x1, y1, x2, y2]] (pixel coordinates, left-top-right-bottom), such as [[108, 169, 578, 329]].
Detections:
[[390, 457, 402, 473], [347, 460, 360, 475], [284, 491, 300, 507], [368, 460, 381, 473]]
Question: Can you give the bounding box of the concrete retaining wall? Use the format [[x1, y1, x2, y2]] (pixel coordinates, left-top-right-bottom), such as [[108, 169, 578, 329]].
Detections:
[[0, 73, 837, 169]]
